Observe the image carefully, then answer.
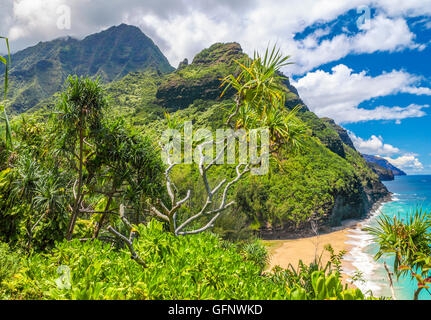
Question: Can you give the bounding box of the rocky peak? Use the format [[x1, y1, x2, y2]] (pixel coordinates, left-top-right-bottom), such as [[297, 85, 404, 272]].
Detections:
[[192, 42, 243, 65], [177, 58, 189, 70]]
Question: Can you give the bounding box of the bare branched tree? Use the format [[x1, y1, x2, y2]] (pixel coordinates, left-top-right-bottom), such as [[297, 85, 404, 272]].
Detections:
[[107, 204, 146, 267], [148, 137, 263, 236]]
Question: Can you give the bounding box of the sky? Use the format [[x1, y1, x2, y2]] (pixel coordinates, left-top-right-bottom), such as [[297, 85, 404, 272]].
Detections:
[[1, 0, 430, 174]]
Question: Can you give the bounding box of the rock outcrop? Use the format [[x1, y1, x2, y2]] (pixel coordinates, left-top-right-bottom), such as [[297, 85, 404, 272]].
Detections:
[[155, 43, 243, 109]]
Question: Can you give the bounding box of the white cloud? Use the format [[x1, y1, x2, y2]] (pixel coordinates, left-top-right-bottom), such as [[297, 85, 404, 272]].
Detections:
[[349, 132, 400, 155], [349, 131, 425, 172], [401, 86, 431, 95], [383, 154, 424, 171], [8, 0, 67, 41], [292, 64, 430, 123], [1, 0, 430, 73], [287, 15, 420, 74]]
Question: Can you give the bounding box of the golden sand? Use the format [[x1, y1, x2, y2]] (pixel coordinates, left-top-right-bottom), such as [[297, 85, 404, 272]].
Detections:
[[264, 220, 360, 284]]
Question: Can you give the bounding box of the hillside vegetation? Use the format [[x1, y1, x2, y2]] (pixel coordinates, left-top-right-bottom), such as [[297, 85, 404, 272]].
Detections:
[[0, 38, 378, 300], [97, 42, 390, 236], [3, 39, 389, 236], [1, 24, 173, 114]]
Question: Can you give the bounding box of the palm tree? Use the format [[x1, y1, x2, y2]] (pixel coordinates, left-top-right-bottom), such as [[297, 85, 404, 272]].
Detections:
[[365, 208, 431, 300], [221, 45, 307, 151], [27, 171, 67, 247], [10, 153, 41, 202]]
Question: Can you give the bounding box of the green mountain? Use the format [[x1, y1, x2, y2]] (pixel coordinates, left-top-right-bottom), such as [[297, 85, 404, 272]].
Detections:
[[102, 42, 390, 235], [5, 29, 390, 236], [1, 24, 174, 114]]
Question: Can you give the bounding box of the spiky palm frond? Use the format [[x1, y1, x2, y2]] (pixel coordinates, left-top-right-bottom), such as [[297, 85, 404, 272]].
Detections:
[[220, 45, 307, 152], [364, 208, 431, 279], [220, 44, 291, 114]]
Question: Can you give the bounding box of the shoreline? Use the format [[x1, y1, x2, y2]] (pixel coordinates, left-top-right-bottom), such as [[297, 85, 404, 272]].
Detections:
[[264, 219, 359, 274], [264, 194, 393, 287], [260, 192, 393, 241]]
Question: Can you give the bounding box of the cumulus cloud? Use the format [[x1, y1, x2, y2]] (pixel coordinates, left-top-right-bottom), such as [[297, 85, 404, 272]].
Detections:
[[349, 132, 400, 155], [1, 0, 430, 72], [349, 131, 425, 172], [383, 154, 424, 171], [287, 15, 420, 74], [292, 64, 430, 123]]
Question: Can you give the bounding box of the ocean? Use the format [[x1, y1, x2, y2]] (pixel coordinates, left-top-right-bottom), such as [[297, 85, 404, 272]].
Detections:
[[344, 175, 431, 300]]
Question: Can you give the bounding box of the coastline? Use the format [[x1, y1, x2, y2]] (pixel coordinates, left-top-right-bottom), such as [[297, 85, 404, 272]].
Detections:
[[264, 219, 359, 278], [264, 194, 393, 287], [260, 192, 393, 241]]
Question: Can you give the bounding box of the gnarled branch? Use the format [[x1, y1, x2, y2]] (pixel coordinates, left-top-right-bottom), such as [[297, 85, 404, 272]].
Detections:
[[151, 135, 257, 236], [107, 204, 146, 267]]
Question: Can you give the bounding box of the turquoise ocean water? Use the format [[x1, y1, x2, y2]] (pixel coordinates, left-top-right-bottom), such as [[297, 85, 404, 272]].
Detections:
[[344, 175, 431, 300]]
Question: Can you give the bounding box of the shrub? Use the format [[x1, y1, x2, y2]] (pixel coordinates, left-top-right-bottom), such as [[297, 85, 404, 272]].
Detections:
[[0, 242, 21, 286], [2, 220, 287, 299], [2, 220, 369, 300]]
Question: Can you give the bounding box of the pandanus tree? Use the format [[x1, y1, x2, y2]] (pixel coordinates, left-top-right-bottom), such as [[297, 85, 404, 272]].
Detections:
[[144, 45, 308, 237], [365, 209, 431, 300], [56, 76, 108, 240], [55, 76, 164, 240], [90, 118, 164, 239]]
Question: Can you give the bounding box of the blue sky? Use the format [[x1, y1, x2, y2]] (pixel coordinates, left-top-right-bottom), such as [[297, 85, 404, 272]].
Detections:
[[1, 0, 430, 174], [290, 9, 431, 174]]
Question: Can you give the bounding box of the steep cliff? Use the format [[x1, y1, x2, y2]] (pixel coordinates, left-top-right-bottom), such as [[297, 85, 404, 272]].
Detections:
[[155, 42, 244, 109], [104, 41, 390, 234], [366, 162, 395, 181]]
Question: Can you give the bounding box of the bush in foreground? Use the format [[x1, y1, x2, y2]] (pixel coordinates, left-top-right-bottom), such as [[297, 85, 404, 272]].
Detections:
[[1, 220, 368, 300]]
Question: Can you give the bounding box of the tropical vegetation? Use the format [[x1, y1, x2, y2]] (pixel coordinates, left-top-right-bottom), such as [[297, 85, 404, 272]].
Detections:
[[1, 28, 414, 300]]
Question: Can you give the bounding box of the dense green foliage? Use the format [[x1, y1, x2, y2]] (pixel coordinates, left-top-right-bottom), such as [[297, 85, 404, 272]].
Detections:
[[0, 76, 165, 249], [0, 242, 21, 285], [0, 220, 366, 300], [93, 43, 387, 233]]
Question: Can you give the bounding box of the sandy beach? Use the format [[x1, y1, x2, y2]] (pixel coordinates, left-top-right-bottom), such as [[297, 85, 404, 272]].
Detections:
[[264, 220, 361, 283]]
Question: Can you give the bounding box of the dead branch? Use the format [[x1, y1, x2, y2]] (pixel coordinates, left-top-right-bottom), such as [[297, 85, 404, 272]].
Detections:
[[107, 204, 146, 267], [151, 135, 256, 236]]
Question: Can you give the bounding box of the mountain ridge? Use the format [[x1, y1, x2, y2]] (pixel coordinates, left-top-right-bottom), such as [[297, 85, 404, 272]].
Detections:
[[2, 24, 174, 114], [4, 26, 391, 235], [363, 154, 407, 177]]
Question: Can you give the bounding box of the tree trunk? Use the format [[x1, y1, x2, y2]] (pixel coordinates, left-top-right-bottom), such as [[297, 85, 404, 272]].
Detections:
[[383, 262, 396, 300], [92, 195, 113, 239], [414, 287, 423, 300], [66, 122, 84, 240]]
